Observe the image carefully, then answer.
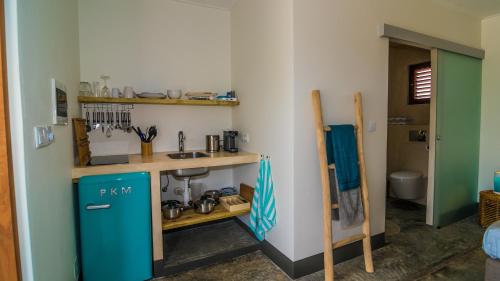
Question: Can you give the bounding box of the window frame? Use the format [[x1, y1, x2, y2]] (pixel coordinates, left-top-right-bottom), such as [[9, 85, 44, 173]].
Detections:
[[408, 61, 432, 105]]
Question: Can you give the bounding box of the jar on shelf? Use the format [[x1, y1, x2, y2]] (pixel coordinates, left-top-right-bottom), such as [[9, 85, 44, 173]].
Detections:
[[494, 171, 500, 194]]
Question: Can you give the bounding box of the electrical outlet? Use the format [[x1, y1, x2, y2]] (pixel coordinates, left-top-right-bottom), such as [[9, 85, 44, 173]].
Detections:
[[240, 133, 250, 144]]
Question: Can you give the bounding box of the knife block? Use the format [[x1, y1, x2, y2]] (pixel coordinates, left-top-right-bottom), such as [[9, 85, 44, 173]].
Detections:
[[141, 141, 153, 157]]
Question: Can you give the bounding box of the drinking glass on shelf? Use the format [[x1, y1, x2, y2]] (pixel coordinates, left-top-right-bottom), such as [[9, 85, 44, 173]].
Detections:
[[79, 82, 92, 96], [100, 75, 111, 98], [92, 81, 101, 97], [123, 86, 135, 98]]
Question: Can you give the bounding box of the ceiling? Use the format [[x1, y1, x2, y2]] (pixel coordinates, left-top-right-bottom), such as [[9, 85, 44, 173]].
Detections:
[[434, 0, 500, 19], [173, 0, 238, 10]]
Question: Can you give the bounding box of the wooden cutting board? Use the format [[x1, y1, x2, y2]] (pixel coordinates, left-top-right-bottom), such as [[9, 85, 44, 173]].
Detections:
[[240, 183, 254, 204], [72, 118, 91, 166]]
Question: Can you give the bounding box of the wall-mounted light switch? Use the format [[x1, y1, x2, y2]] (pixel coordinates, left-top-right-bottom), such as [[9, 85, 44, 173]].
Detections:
[[367, 120, 376, 132], [34, 126, 54, 149]]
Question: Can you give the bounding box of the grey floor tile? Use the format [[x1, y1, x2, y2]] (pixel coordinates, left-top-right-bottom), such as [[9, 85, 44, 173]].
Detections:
[[158, 199, 487, 281]]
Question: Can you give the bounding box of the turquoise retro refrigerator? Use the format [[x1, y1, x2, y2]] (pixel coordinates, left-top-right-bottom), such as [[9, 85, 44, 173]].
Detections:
[[78, 172, 152, 281]]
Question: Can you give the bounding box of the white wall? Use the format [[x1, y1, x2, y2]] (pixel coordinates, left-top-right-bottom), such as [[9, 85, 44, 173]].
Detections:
[[292, 0, 481, 260], [79, 0, 232, 155], [479, 14, 500, 191], [6, 0, 81, 280], [79, 0, 234, 190], [231, 0, 295, 259]]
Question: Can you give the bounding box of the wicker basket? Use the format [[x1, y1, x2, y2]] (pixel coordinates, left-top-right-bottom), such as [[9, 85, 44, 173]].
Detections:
[[480, 190, 500, 228]]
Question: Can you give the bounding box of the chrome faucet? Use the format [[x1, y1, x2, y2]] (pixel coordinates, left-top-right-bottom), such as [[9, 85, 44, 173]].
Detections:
[[178, 131, 185, 152]]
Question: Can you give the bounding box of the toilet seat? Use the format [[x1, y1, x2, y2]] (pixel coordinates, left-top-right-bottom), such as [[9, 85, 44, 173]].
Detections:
[[390, 171, 422, 180]]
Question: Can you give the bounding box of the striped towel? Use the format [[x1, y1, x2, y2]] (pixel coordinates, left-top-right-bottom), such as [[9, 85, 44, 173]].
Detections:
[[250, 159, 277, 241]]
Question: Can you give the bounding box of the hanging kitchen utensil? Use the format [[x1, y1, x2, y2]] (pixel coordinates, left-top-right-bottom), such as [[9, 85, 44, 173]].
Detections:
[[85, 110, 91, 132], [92, 109, 96, 130], [115, 111, 120, 129], [101, 110, 105, 133], [106, 111, 112, 138], [127, 111, 132, 133]]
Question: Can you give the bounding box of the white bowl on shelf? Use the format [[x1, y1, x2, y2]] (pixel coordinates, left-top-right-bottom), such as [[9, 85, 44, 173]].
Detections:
[[167, 89, 182, 99]]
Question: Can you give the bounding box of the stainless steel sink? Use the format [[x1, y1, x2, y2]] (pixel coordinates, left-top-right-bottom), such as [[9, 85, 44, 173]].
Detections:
[[170, 167, 209, 177], [167, 152, 208, 160], [167, 152, 209, 177]]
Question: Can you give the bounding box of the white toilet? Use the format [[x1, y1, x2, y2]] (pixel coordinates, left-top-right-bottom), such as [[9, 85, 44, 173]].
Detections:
[[389, 170, 424, 200]]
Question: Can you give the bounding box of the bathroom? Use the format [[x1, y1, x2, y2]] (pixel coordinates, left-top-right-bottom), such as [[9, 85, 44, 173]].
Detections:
[[386, 41, 431, 225]]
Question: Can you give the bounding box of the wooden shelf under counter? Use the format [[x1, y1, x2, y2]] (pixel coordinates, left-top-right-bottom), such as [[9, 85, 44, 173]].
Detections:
[[163, 204, 250, 231], [78, 96, 239, 106]]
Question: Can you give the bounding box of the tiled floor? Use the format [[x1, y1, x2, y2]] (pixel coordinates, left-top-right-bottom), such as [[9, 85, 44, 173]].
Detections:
[[158, 200, 486, 281], [163, 220, 258, 267]]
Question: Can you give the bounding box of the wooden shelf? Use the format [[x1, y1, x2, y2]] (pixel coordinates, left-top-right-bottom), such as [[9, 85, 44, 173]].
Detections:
[[162, 204, 250, 231], [78, 96, 239, 106]]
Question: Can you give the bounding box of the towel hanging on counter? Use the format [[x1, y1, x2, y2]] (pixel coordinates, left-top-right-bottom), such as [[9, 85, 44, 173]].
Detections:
[[250, 158, 277, 241]]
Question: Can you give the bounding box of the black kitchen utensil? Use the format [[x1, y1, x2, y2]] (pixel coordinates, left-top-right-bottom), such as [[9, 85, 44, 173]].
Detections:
[[85, 111, 91, 132], [146, 126, 157, 142]]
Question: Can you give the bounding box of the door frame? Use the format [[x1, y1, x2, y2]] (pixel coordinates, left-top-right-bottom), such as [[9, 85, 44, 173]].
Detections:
[[0, 0, 21, 279], [386, 38, 436, 226], [425, 49, 438, 225]]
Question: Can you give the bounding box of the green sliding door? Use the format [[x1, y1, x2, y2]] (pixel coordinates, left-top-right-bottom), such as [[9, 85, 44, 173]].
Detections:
[[433, 50, 482, 227]]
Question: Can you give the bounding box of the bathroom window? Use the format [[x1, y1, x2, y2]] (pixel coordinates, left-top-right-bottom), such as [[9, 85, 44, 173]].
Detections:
[[409, 62, 432, 104]]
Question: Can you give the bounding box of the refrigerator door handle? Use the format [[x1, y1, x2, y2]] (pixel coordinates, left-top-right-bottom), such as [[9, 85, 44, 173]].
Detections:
[[86, 204, 111, 210]]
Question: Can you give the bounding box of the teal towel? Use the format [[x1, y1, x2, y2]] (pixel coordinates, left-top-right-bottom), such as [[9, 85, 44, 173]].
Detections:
[[250, 159, 277, 241], [326, 125, 360, 191]]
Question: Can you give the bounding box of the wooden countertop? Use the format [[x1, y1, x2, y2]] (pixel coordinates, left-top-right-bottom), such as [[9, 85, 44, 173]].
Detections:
[[72, 150, 260, 179]]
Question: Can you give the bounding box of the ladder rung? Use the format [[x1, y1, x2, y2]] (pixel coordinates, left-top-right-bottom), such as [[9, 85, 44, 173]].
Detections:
[[329, 163, 360, 169], [332, 203, 338, 209], [333, 233, 366, 249]]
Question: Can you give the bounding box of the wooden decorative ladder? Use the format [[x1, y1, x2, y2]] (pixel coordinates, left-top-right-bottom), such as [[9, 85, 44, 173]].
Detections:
[[311, 90, 374, 281]]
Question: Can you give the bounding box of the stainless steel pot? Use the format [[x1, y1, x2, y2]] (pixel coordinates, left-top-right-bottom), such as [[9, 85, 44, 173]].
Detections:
[[194, 198, 215, 214], [162, 200, 182, 220], [206, 135, 220, 153], [204, 190, 222, 204]]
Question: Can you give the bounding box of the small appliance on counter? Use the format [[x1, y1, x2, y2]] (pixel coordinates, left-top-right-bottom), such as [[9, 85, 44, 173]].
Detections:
[[206, 135, 220, 153], [223, 130, 239, 153]]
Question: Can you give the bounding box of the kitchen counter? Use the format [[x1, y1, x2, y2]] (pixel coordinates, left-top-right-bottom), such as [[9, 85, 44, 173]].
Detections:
[[72, 150, 259, 179], [72, 150, 260, 266]]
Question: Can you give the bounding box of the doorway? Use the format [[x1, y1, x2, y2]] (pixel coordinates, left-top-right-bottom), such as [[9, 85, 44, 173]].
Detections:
[[385, 38, 482, 232], [386, 41, 432, 233]]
